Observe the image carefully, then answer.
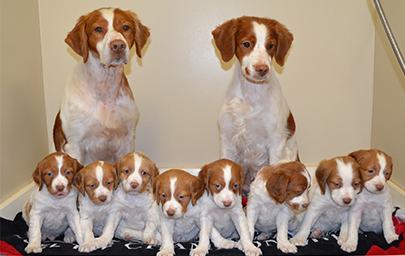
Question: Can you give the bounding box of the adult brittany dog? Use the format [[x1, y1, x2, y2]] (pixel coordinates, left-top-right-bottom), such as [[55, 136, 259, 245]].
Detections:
[[212, 16, 298, 195], [53, 8, 150, 165]]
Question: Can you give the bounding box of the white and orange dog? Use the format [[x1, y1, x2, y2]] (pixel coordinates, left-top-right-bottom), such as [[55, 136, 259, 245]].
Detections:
[[212, 16, 297, 195], [94, 152, 160, 249], [247, 161, 311, 253], [339, 149, 398, 252], [153, 169, 205, 256], [23, 153, 83, 254], [53, 8, 150, 165], [290, 156, 362, 246], [191, 159, 262, 256], [73, 161, 118, 252]]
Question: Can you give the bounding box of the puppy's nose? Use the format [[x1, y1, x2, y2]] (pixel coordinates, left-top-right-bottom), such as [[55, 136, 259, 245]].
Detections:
[[130, 182, 139, 189], [99, 195, 107, 202], [56, 185, 65, 192], [166, 209, 176, 217], [343, 198, 352, 205], [223, 200, 232, 207], [302, 203, 309, 209], [110, 39, 126, 53], [255, 64, 269, 77], [376, 184, 384, 191]]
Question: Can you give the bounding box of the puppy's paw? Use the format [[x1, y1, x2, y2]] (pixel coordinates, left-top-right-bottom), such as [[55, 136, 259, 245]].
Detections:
[[157, 247, 174, 256], [25, 243, 42, 254], [190, 246, 208, 256], [278, 241, 297, 254], [243, 243, 262, 256], [78, 241, 96, 253], [290, 236, 308, 246], [309, 228, 324, 239], [214, 238, 236, 249], [341, 240, 357, 253], [385, 233, 399, 244], [94, 236, 112, 249], [257, 232, 269, 241]]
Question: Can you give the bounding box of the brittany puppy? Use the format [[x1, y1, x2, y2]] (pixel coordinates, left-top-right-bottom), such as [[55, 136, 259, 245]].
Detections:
[[23, 153, 83, 254], [53, 8, 150, 165], [73, 161, 118, 252], [339, 149, 398, 252], [153, 169, 205, 256], [190, 159, 262, 256], [94, 152, 160, 249], [246, 161, 311, 253], [290, 156, 362, 246], [212, 16, 297, 195]]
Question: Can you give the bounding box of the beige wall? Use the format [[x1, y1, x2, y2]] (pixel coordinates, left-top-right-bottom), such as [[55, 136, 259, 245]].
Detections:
[[39, 0, 374, 168], [372, 0, 405, 189], [0, 0, 49, 202]]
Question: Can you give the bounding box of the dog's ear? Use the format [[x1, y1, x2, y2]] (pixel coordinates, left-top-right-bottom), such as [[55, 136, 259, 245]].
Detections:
[[315, 160, 332, 195], [236, 163, 245, 196], [149, 161, 160, 184], [348, 150, 367, 164], [127, 10, 150, 58], [32, 160, 45, 190], [152, 178, 161, 205], [112, 165, 120, 190], [273, 21, 293, 66], [198, 164, 213, 196], [73, 169, 86, 196], [65, 13, 90, 63], [212, 18, 238, 62], [188, 176, 205, 206], [266, 169, 289, 204]]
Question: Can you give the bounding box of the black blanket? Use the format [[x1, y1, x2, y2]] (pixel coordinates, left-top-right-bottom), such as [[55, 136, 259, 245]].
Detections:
[[1, 211, 404, 255]]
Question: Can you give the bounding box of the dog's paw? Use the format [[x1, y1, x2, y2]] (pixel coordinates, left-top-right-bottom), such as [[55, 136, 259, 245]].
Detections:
[[243, 243, 262, 256], [63, 231, 76, 243], [309, 228, 324, 239], [78, 241, 96, 253], [257, 232, 269, 241], [385, 233, 399, 244], [25, 243, 42, 254], [214, 238, 236, 249], [157, 247, 174, 256], [278, 241, 297, 254], [94, 236, 113, 249], [290, 236, 308, 246], [341, 240, 357, 253], [190, 246, 208, 256]]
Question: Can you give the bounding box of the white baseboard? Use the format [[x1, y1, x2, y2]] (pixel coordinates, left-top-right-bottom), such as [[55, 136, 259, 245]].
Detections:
[[1, 168, 404, 221]]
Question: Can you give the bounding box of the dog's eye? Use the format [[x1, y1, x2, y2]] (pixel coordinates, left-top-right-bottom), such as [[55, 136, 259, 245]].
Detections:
[[123, 25, 130, 31], [178, 195, 184, 200], [233, 184, 239, 189], [334, 182, 341, 188], [353, 182, 359, 188], [243, 42, 251, 48], [141, 171, 147, 176], [161, 194, 166, 199], [106, 181, 112, 186], [296, 190, 303, 195], [368, 169, 374, 174], [65, 171, 71, 176], [125, 169, 130, 174], [46, 172, 53, 177], [268, 44, 275, 49], [385, 171, 390, 177], [94, 27, 103, 32], [90, 184, 96, 189], [215, 184, 222, 190]]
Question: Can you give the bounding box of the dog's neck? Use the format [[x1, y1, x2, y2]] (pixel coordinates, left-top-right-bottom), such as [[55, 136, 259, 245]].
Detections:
[[84, 53, 128, 104]]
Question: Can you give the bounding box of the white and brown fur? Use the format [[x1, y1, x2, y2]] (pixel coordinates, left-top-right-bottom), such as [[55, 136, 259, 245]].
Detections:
[[212, 16, 297, 195], [53, 7, 150, 166], [23, 153, 83, 254]]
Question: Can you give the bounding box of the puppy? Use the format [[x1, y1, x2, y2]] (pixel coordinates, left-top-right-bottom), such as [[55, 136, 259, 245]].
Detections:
[[93, 152, 161, 249], [153, 169, 205, 256], [290, 156, 362, 246], [212, 16, 297, 195], [53, 8, 150, 165], [246, 160, 311, 253], [73, 161, 118, 252], [23, 153, 83, 254], [190, 159, 262, 256], [339, 149, 398, 252]]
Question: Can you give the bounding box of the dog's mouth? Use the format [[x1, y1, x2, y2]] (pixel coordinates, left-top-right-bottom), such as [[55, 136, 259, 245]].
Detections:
[[55, 191, 67, 197]]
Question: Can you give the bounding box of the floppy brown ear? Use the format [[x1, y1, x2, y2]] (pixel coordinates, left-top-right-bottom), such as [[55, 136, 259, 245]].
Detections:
[[112, 166, 119, 190], [152, 178, 161, 205], [65, 14, 90, 62], [188, 176, 205, 206], [32, 161, 44, 190], [266, 170, 289, 204], [237, 164, 245, 195], [212, 18, 238, 62], [198, 164, 214, 196], [128, 11, 150, 58], [149, 160, 160, 183], [348, 150, 367, 164], [273, 21, 293, 66], [73, 169, 86, 196], [315, 160, 331, 195]]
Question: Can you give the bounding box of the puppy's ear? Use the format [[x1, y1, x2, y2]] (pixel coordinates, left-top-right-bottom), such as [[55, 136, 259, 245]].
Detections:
[[73, 169, 86, 196], [65, 13, 90, 62], [188, 176, 205, 206], [348, 150, 367, 164], [236, 163, 245, 196], [32, 160, 45, 190], [128, 11, 150, 58], [152, 178, 161, 205], [266, 169, 289, 204], [149, 161, 160, 184], [315, 160, 332, 195], [385, 153, 393, 180], [112, 166, 119, 190], [273, 21, 293, 66], [198, 164, 213, 196], [212, 18, 238, 62], [115, 156, 124, 178]]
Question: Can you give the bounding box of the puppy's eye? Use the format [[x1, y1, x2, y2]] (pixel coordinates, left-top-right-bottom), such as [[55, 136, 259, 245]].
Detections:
[[178, 195, 184, 200], [296, 190, 303, 195], [161, 194, 166, 198], [46, 172, 53, 177], [268, 44, 275, 49], [90, 184, 96, 189], [123, 25, 130, 31], [94, 27, 103, 32], [141, 171, 147, 176], [385, 171, 390, 177], [125, 169, 130, 174], [334, 183, 341, 188], [243, 42, 251, 48], [233, 184, 239, 189], [215, 184, 222, 190], [353, 182, 359, 188], [65, 171, 71, 176], [368, 169, 374, 174], [106, 181, 112, 186]]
